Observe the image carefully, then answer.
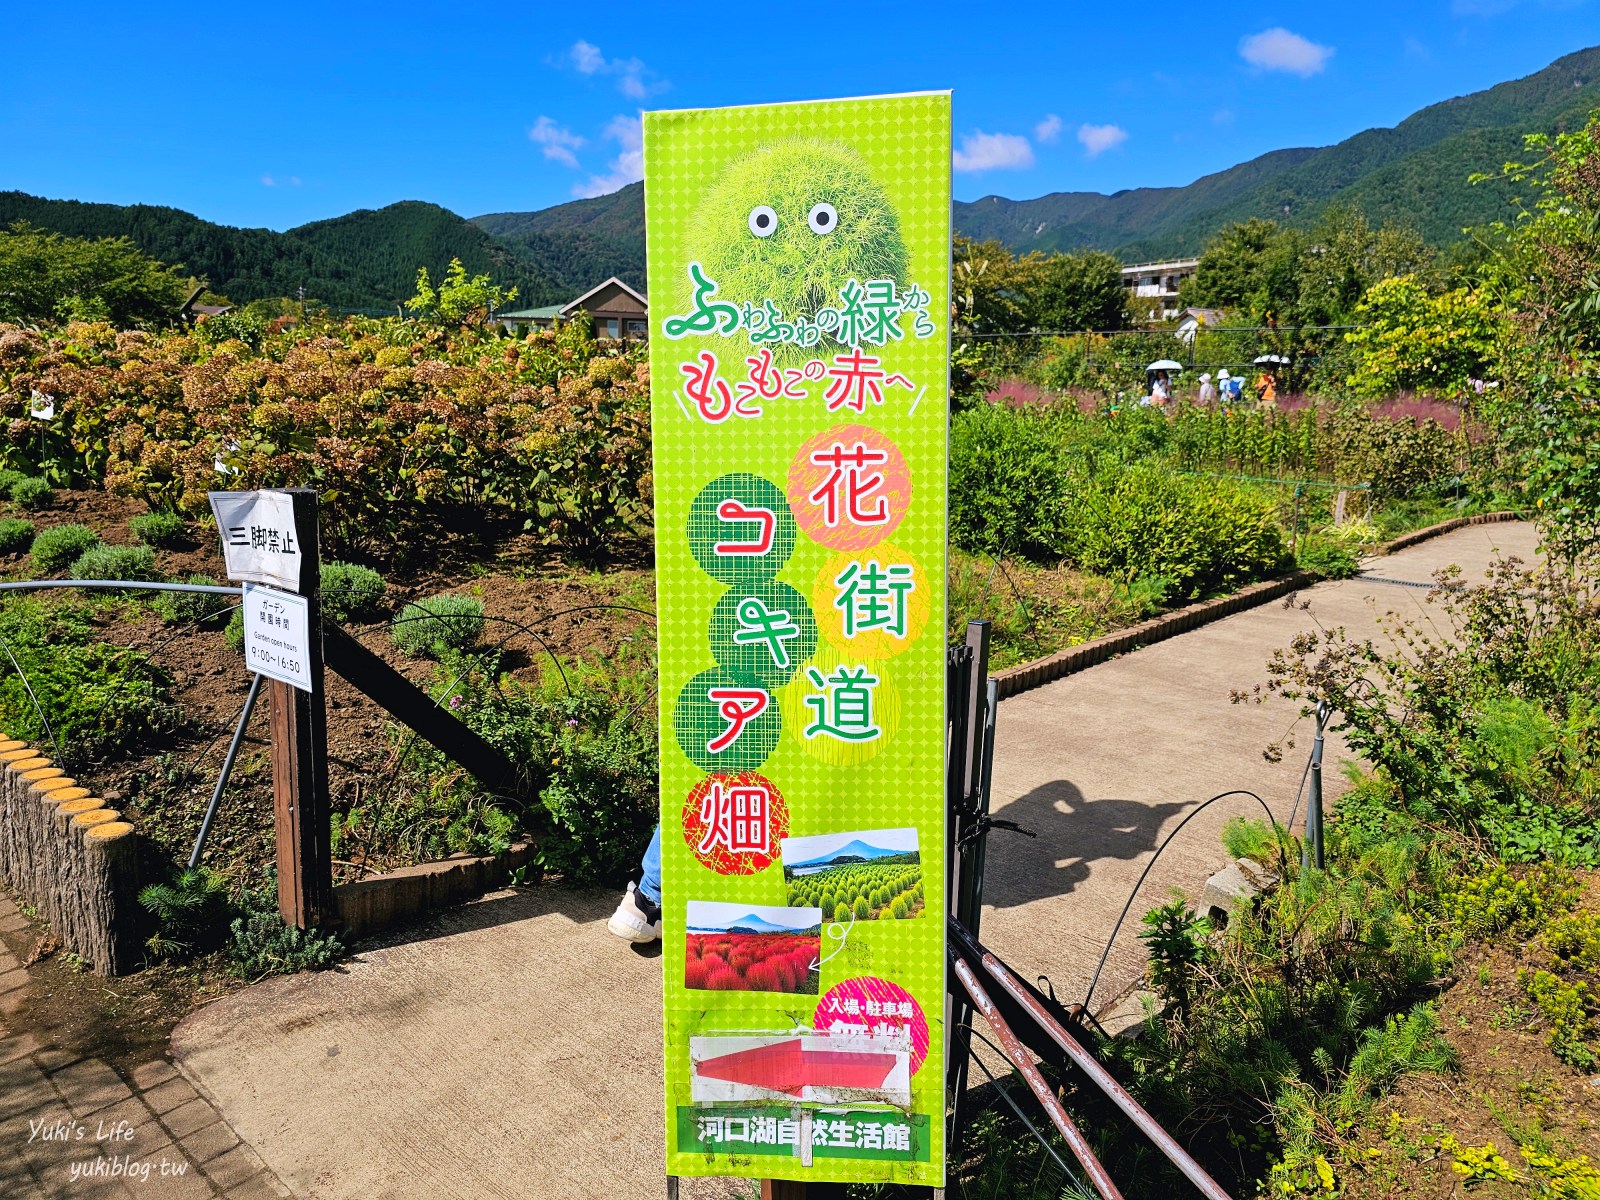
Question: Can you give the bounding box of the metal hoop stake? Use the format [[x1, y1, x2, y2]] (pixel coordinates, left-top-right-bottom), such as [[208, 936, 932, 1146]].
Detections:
[[1303, 700, 1329, 871], [188, 673, 266, 871]]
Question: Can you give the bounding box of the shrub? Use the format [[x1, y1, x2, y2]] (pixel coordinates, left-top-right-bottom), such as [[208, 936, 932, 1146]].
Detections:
[[10, 477, 53, 509], [1296, 541, 1360, 580], [1520, 968, 1596, 1069], [949, 404, 1070, 558], [228, 904, 344, 978], [344, 648, 658, 883], [69, 544, 161, 588], [0, 597, 177, 761], [30, 524, 100, 573], [1261, 558, 1600, 866], [0, 518, 35, 555], [224, 608, 245, 653], [1064, 468, 1290, 600], [0, 469, 25, 495], [320, 561, 388, 624], [127, 510, 187, 548], [150, 573, 232, 627], [391, 594, 484, 658], [139, 869, 231, 960]]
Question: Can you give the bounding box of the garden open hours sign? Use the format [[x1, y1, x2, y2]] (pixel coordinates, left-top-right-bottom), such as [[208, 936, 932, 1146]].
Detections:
[[645, 92, 950, 1187]]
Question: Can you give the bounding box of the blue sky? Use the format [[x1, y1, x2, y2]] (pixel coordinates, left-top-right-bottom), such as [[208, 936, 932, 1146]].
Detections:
[[782, 829, 920, 864], [687, 901, 822, 931], [3, 2, 1595, 230]]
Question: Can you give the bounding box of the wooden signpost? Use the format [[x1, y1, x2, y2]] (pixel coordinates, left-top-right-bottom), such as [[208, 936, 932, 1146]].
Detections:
[[209, 486, 531, 930], [209, 486, 333, 927]]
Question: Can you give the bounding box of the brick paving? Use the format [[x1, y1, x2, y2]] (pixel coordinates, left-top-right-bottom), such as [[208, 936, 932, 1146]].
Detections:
[[0, 889, 293, 1199]]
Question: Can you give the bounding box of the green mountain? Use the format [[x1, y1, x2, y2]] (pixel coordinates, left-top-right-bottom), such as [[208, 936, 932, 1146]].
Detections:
[[474, 183, 646, 296], [4, 44, 1595, 306], [0, 194, 568, 310], [959, 44, 1600, 259]]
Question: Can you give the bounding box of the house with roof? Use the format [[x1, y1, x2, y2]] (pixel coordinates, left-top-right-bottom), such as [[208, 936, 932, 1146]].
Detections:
[[1174, 306, 1227, 344], [177, 285, 234, 325], [497, 277, 648, 339]]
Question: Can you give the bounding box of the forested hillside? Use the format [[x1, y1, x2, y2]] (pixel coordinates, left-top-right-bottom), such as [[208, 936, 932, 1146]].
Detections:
[[473, 183, 645, 294], [3, 43, 1594, 302], [0, 194, 565, 310], [961, 44, 1600, 258]]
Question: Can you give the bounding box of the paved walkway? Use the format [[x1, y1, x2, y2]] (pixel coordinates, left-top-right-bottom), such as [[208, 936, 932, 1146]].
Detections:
[[0, 890, 292, 1199], [978, 518, 1539, 1016], [164, 520, 1538, 1199]]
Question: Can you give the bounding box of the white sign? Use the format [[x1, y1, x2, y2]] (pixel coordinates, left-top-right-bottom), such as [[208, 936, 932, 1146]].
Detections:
[[213, 440, 241, 478], [29, 390, 54, 421], [208, 490, 303, 590], [242, 584, 314, 692]]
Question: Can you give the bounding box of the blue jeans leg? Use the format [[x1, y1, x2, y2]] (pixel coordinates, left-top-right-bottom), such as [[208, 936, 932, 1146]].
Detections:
[[638, 823, 663, 906]]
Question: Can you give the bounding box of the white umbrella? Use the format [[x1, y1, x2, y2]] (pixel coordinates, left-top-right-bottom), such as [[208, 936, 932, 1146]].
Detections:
[[1253, 354, 1290, 365], [1146, 359, 1184, 372]]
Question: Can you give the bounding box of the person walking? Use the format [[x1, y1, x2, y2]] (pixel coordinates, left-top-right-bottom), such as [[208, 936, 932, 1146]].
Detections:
[[1150, 371, 1171, 407], [1218, 369, 1239, 410], [1198, 372, 1218, 406], [1255, 370, 1279, 409]]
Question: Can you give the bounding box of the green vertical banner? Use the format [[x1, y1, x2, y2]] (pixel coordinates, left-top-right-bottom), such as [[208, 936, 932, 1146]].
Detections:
[[645, 92, 950, 1186]]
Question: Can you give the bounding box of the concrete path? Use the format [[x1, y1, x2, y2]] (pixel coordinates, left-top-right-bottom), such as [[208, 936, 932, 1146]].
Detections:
[[168, 520, 1539, 1200], [0, 889, 292, 1199], [979, 518, 1540, 1016]]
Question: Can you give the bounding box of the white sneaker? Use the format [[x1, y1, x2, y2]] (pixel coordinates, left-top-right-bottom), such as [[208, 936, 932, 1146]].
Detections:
[[607, 882, 662, 943]]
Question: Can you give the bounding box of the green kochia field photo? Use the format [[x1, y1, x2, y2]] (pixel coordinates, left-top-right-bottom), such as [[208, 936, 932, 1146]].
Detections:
[[780, 828, 925, 921]]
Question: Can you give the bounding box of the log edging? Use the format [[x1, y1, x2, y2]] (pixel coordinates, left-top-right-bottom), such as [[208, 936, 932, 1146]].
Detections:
[[0, 742, 141, 974], [992, 511, 1527, 700]]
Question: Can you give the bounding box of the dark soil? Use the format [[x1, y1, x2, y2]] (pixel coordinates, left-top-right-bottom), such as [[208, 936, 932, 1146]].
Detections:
[[1, 489, 656, 885], [1341, 902, 1600, 1199]]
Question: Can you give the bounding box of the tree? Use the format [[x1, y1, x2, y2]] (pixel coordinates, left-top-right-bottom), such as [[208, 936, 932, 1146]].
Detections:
[[0, 222, 189, 327], [1023, 250, 1130, 332], [1475, 109, 1600, 558], [952, 237, 1029, 334], [1183, 210, 1437, 328], [1297, 206, 1435, 325], [1342, 274, 1499, 398], [1182, 218, 1307, 323], [405, 257, 516, 325]]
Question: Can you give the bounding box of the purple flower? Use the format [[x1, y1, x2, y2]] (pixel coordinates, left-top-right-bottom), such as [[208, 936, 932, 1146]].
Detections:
[[565, 718, 579, 728], [449, 695, 462, 710]]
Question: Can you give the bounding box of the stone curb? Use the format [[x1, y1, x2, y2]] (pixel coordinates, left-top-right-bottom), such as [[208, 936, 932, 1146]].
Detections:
[[1375, 508, 1525, 554], [333, 841, 538, 939], [992, 510, 1526, 701]]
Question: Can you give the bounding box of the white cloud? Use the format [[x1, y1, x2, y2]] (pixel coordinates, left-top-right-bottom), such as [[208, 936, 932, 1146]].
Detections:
[[261, 175, 275, 187], [1239, 28, 1334, 76], [1034, 114, 1063, 144], [574, 115, 644, 198], [260, 174, 301, 187], [1077, 123, 1129, 158], [570, 39, 606, 74], [952, 131, 1035, 173], [529, 116, 586, 169], [562, 39, 665, 98]]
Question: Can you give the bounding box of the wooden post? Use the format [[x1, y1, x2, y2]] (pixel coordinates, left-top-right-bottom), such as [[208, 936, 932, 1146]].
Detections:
[[270, 489, 334, 928]]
